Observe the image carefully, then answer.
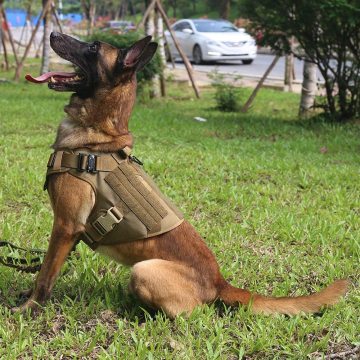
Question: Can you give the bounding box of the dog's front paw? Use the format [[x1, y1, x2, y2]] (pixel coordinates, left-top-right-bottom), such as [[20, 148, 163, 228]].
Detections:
[[11, 298, 41, 314], [18, 288, 33, 299]]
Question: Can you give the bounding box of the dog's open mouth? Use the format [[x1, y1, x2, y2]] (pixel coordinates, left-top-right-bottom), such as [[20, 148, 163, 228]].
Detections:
[[26, 32, 89, 92], [25, 71, 86, 91]]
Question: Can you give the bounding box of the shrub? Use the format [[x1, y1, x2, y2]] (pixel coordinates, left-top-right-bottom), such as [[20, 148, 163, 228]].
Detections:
[[86, 31, 162, 93], [208, 69, 242, 112]]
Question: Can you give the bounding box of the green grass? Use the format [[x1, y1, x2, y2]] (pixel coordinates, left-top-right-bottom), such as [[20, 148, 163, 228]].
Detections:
[[0, 73, 359, 359]]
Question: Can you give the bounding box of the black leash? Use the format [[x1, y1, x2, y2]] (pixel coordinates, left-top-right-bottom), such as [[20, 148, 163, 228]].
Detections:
[[0, 240, 45, 273]]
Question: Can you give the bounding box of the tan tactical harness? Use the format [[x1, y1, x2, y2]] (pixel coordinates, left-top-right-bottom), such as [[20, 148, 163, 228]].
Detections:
[[45, 148, 184, 250]]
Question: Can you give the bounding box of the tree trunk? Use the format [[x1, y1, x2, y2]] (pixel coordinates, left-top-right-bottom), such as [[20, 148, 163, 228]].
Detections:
[[173, 0, 177, 18], [156, 7, 166, 97], [14, 0, 52, 81], [220, 0, 230, 19], [241, 55, 280, 112], [119, 0, 128, 19], [145, 6, 159, 98], [192, 0, 196, 12], [299, 59, 317, 116], [284, 37, 294, 92], [156, 0, 200, 98], [128, 0, 135, 15], [284, 53, 294, 92], [0, 28, 9, 70], [88, 2, 96, 35], [81, 0, 96, 36], [40, 1, 51, 75]]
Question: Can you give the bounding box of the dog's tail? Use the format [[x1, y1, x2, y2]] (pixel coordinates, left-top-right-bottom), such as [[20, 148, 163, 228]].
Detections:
[[219, 279, 348, 315]]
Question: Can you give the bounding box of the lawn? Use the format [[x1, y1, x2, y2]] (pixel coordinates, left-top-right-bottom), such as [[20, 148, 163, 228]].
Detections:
[[0, 71, 359, 359]]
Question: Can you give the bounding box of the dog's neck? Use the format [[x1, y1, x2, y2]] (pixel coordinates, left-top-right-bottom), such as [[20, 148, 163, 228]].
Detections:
[[52, 81, 136, 152]]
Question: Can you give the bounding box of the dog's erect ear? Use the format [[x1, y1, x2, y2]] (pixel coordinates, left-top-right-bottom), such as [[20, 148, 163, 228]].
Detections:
[[135, 42, 158, 72], [122, 36, 152, 69]]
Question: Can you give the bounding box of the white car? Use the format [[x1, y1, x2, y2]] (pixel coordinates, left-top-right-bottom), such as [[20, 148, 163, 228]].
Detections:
[[165, 19, 257, 65]]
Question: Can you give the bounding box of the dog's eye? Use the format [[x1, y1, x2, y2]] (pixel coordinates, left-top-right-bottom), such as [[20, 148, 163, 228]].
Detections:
[[88, 42, 99, 53]]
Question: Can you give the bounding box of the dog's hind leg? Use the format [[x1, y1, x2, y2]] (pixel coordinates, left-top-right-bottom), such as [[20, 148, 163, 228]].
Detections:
[[129, 259, 217, 318]]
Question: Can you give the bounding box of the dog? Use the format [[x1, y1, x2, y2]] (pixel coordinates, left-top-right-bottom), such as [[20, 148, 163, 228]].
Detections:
[[16, 32, 348, 318]]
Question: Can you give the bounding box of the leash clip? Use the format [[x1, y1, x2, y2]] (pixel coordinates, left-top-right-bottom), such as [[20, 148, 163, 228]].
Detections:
[[129, 155, 143, 166]]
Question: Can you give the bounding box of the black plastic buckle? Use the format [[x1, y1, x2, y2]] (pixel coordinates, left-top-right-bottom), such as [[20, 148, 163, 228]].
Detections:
[[86, 154, 98, 173], [77, 153, 85, 172], [118, 149, 128, 159], [129, 155, 143, 166]]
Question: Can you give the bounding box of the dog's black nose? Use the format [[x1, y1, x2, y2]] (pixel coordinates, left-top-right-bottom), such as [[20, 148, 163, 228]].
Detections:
[[50, 31, 61, 39]]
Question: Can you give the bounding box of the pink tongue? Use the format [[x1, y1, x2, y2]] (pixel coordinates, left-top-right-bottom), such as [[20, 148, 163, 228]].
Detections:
[[25, 71, 76, 84]]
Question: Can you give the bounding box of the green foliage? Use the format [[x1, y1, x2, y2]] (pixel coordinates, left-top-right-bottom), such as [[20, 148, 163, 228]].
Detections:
[[161, 0, 238, 19], [240, 0, 360, 121], [215, 85, 238, 112], [0, 75, 359, 358], [208, 69, 242, 111], [61, 0, 82, 14], [86, 31, 162, 90]]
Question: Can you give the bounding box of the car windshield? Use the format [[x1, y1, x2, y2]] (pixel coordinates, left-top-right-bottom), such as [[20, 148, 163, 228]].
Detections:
[[193, 20, 238, 33]]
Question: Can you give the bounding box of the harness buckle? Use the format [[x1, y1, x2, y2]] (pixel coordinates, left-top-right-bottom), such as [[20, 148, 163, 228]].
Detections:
[[92, 206, 123, 236], [77, 153, 85, 172], [86, 154, 98, 173], [78, 153, 98, 173]]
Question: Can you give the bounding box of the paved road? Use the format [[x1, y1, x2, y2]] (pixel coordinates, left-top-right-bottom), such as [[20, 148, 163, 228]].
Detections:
[[170, 54, 322, 83], [6, 27, 321, 84]]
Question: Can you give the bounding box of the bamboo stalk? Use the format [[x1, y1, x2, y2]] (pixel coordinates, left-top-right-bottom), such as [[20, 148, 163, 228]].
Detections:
[[241, 55, 280, 113], [155, 0, 200, 98], [14, 0, 52, 81], [136, 0, 156, 30], [164, 32, 175, 69], [0, 6, 9, 70], [51, 4, 63, 33], [0, 5, 19, 65], [155, 7, 166, 97], [0, 29, 9, 70]]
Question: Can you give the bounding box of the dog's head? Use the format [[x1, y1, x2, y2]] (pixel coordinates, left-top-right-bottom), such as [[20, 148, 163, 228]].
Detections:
[[26, 32, 158, 98]]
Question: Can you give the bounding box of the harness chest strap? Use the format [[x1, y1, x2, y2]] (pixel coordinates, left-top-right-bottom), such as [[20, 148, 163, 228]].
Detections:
[[47, 149, 131, 172], [45, 148, 184, 249]]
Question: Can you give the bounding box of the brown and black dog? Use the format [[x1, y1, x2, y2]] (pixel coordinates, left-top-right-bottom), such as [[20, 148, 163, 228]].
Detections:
[[16, 32, 347, 318]]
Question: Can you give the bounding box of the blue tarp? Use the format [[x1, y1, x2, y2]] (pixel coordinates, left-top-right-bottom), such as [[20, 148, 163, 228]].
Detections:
[[5, 8, 82, 27]]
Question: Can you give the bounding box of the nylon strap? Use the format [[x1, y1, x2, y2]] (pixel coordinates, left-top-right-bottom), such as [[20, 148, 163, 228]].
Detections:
[[47, 147, 133, 172]]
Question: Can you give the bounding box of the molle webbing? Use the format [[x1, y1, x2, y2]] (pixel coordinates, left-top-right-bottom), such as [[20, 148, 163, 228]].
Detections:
[[45, 149, 184, 249], [105, 164, 168, 233]]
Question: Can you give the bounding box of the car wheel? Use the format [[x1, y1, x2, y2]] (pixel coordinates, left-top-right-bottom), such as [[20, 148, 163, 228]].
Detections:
[[242, 59, 253, 65], [193, 45, 203, 65]]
